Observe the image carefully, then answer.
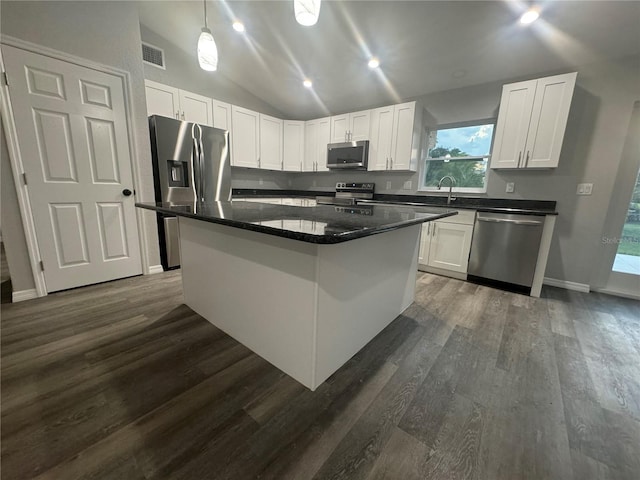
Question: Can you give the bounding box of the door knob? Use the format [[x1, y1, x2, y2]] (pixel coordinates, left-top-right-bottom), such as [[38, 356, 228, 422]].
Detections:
[[122, 188, 133, 196]]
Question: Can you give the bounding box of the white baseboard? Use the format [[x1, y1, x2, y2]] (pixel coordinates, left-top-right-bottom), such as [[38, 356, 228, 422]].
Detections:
[[147, 265, 165, 275], [12, 289, 38, 303], [591, 287, 640, 301], [543, 277, 590, 293]]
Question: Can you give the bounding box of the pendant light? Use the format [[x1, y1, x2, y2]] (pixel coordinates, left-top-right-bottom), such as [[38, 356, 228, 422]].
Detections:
[[294, 0, 321, 26], [198, 0, 218, 71]]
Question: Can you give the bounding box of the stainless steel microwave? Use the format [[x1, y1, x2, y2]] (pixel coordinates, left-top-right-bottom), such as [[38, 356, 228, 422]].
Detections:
[[327, 140, 369, 170]]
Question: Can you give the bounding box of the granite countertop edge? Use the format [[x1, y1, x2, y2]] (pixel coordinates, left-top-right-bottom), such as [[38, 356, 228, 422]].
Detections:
[[232, 189, 559, 216], [135, 202, 458, 245]]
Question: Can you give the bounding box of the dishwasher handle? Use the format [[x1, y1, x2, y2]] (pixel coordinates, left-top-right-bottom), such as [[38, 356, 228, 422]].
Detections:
[[477, 216, 543, 226]]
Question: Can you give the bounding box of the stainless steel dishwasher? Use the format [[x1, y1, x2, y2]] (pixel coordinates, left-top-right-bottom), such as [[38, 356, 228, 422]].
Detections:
[[468, 212, 545, 291]]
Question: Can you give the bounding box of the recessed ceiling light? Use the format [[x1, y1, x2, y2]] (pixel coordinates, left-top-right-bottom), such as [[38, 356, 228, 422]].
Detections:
[[520, 8, 540, 24], [368, 57, 380, 69], [232, 21, 245, 32], [303, 79, 313, 88]]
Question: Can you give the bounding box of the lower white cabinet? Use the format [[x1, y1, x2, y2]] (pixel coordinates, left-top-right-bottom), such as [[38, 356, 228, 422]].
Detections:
[[419, 209, 475, 276]]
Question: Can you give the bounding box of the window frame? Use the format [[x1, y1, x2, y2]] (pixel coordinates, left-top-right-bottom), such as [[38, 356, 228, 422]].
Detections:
[[419, 119, 496, 194]]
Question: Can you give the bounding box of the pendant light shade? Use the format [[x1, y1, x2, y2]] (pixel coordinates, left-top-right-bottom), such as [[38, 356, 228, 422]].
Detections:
[[198, 0, 218, 71], [294, 0, 321, 26], [198, 27, 218, 71]]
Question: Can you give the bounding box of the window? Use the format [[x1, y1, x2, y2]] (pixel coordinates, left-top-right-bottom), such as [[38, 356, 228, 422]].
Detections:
[[421, 121, 495, 193]]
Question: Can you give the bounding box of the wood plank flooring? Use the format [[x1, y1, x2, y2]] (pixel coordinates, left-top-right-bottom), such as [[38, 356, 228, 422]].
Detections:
[[1, 271, 639, 479]]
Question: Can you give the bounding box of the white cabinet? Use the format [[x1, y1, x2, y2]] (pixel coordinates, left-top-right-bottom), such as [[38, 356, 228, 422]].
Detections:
[[259, 114, 283, 171], [283, 120, 305, 172], [419, 209, 475, 276], [178, 89, 213, 126], [212, 99, 232, 131], [144, 80, 179, 119], [144, 80, 213, 126], [231, 105, 260, 168], [304, 117, 331, 172], [491, 72, 577, 169], [368, 101, 423, 172], [330, 110, 371, 142]]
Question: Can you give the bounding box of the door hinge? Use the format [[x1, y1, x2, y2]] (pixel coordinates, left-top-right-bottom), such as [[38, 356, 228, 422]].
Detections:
[[39, 260, 45, 272], [22, 172, 27, 185], [2, 71, 8, 86]]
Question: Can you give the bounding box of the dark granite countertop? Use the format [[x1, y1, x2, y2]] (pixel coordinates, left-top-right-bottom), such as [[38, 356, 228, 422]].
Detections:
[[232, 189, 558, 216], [136, 201, 457, 244]]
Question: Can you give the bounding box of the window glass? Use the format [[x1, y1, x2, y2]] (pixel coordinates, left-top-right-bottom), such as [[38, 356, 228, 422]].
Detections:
[[423, 123, 494, 190]]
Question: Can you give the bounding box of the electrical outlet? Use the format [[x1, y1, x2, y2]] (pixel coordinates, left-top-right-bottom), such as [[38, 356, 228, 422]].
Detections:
[[403, 180, 412, 190], [259, 178, 264, 186], [506, 182, 515, 193], [577, 183, 593, 195], [386, 181, 392, 190]]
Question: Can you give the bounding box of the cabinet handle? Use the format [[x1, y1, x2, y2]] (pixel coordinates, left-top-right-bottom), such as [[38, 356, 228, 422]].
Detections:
[[258, 158, 261, 168], [386, 158, 389, 169], [281, 160, 284, 170], [517, 151, 522, 168], [432, 224, 437, 236], [175, 111, 179, 119], [427, 223, 431, 235], [390, 157, 393, 169], [524, 150, 530, 168], [181, 112, 185, 120], [300, 160, 302, 171]]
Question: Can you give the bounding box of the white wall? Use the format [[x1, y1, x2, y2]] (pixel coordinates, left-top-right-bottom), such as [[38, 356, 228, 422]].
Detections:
[[0, 0, 161, 289]]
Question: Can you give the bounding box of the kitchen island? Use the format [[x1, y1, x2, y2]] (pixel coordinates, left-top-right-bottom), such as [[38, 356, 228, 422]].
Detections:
[[136, 200, 456, 390]]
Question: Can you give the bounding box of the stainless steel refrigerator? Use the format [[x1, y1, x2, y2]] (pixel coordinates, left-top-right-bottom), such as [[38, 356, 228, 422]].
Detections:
[[149, 115, 232, 270]]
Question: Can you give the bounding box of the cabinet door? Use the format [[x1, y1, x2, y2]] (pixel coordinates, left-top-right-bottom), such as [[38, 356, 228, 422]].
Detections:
[[144, 80, 179, 119], [369, 106, 394, 171], [349, 110, 371, 141], [391, 102, 416, 170], [259, 114, 283, 170], [316, 117, 331, 171], [330, 114, 349, 143], [427, 222, 473, 273], [212, 99, 232, 131], [304, 120, 318, 171], [418, 223, 431, 267], [231, 106, 260, 168], [523, 72, 577, 169], [178, 89, 213, 126], [283, 120, 305, 171], [490, 80, 537, 169]]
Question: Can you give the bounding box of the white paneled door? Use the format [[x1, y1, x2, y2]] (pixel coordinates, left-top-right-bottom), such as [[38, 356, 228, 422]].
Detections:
[[2, 45, 142, 292]]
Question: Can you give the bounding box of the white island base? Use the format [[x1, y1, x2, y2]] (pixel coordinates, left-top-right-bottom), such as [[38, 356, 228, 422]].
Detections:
[[179, 217, 421, 390]]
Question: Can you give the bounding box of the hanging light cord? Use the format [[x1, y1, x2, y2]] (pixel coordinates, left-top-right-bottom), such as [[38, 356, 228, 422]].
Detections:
[[203, 0, 208, 29]]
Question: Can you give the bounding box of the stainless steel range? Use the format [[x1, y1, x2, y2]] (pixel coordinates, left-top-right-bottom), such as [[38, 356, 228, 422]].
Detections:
[[316, 182, 375, 206]]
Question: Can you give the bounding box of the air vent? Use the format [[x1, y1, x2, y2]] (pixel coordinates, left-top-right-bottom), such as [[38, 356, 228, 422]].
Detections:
[[142, 42, 165, 69]]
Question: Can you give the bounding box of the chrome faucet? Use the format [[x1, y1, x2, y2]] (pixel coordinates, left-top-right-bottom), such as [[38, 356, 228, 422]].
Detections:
[[437, 175, 457, 205]]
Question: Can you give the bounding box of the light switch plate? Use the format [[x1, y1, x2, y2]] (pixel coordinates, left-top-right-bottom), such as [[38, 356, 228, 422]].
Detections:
[[577, 183, 593, 195], [403, 180, 412, 190], [386, 181, 392, 190], [506, 182, 515, 193]]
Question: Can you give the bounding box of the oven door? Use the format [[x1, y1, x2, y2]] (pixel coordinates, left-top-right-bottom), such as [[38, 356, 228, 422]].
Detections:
[[327, 141, 369, 169]]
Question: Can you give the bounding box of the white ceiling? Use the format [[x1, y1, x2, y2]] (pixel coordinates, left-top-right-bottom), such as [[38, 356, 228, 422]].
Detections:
[[138, 0, 640, 119]]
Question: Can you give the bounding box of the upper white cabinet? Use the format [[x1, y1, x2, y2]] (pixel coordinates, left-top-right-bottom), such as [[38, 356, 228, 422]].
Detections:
[[231, 105, 260, 168], [491, 72, 577, 169], [330, 110, 371, 142], [178, 89, 213, 126], [369, 101, 424, 172], [144, 80, 179, 119], [259, 114, 283, 171], [304, 117, 330, 172], [283, 120, 305, 172], [144, 80, 213, 126], [212, 99, 232, 131]]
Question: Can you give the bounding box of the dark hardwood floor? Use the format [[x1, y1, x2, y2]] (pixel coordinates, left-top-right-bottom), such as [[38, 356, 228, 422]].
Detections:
[[1, 270, 639, 479]]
